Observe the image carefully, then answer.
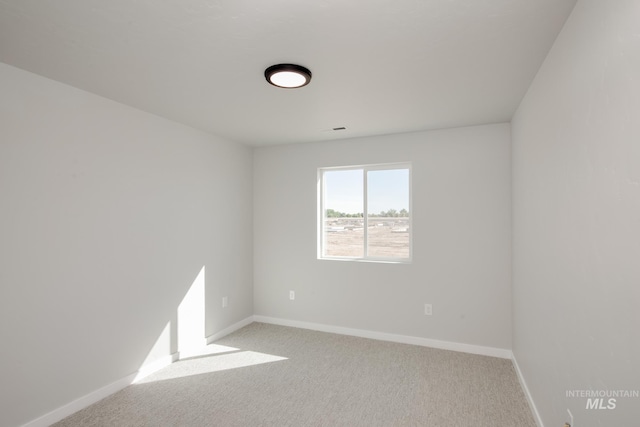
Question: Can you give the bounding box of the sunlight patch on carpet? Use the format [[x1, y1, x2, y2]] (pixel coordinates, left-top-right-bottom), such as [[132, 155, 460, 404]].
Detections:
[[136, 350, 288, 383]]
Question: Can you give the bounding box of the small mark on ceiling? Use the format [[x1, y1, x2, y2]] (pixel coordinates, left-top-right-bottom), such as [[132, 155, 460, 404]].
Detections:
[[320, 126, 347, 133]]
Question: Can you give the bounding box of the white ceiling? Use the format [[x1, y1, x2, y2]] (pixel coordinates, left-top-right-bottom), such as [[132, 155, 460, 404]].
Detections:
[[0, 0, 576, 146]]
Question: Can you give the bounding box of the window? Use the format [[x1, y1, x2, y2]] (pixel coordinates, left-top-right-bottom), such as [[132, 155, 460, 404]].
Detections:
[[318, 163, 411, 262]]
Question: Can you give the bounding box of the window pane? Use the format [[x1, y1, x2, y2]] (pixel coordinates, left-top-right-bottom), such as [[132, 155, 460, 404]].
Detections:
[[367, 169, 410, 258], [323, 169, 364, 257]]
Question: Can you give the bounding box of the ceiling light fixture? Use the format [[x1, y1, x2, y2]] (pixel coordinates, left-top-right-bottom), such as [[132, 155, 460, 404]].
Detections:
[[264, 64, 312, 89]]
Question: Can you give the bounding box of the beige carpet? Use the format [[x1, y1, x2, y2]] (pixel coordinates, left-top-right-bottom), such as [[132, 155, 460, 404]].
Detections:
[[54, 323, 536, 426]]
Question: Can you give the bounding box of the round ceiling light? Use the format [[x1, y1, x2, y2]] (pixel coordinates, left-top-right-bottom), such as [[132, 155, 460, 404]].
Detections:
[[264, 64, 312, 89]]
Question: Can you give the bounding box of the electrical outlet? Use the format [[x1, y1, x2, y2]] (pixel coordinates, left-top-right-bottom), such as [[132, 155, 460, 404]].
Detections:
[[222, 296, 228, 308], [567, 408, 573, 426], [424, 303, 432, 315], [289, 290, 295, 300]]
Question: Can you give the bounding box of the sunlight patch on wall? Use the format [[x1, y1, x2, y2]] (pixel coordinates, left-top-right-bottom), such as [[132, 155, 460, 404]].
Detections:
[[135, 266, 210, 382], [133, 321, 173, 382], [142, 321, 172, 364], [177, 266, 206, 354]]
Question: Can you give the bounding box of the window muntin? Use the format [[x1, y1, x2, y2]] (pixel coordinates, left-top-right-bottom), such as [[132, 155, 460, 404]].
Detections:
[[319, 163, 411, 262]]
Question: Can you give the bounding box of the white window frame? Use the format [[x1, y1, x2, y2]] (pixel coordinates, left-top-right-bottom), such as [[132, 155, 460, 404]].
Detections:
[[318, 162, 412, 263]]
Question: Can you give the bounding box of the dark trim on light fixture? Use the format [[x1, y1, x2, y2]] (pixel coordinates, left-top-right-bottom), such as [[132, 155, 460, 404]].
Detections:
[[265, 63, 312, 88]]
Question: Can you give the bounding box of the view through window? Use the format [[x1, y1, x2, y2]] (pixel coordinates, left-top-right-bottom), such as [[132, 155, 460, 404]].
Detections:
[[319, 163, 411, 262]]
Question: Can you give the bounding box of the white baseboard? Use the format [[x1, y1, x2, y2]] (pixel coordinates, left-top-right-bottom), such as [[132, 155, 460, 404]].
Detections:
[[512, 352, 544, 427], [253, 315, 512, 359], [21, 372, 137, 427], [21, 315, 513, 427], [206, 316, 254, 344], [21, 316, 254, 427]]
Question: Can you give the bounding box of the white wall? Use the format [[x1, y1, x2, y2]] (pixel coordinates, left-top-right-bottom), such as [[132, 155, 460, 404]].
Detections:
[[512, 0, 640, 425], [254, 124, 512, 350], [0, 63, 253, 427]]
